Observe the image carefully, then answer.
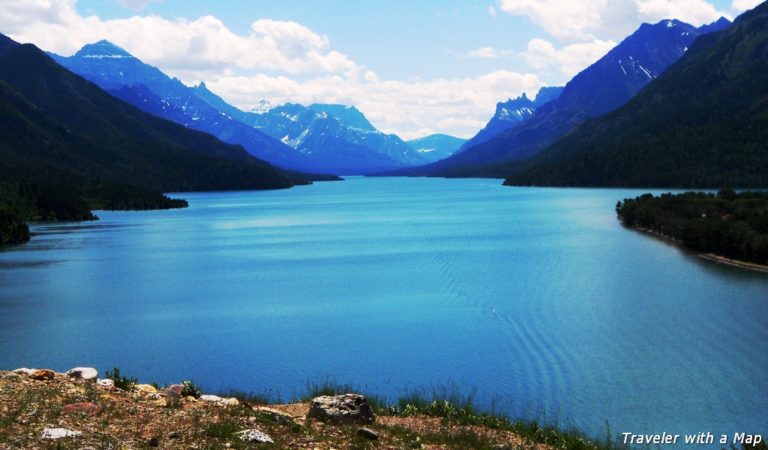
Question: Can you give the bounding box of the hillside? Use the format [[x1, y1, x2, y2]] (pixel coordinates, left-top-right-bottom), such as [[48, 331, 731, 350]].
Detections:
[[457, 86, 563, 153], [391, 18, 729, 178], [504, 4, 768, 188], [0, 33, 312, 244], [51, 42, 317, 173], [0, 366, 612, 449], [54, 42, 427, 175]]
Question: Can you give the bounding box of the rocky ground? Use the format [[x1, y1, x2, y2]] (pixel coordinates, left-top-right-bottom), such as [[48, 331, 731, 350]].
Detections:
[[0, 368, 557, 449]]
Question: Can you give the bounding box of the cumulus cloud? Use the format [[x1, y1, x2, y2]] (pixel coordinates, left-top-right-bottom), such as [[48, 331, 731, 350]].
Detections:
[[497, 0, 729, 84], [635, 0, 726, 26], [0, 0, 543, 139], [463, 46, 516, 59], [0, 0, 358, 79], [499, 0, 729, 42], [731, 0, 763, 12], [524, 38, 616, 79], [208, 70, 543, 140]]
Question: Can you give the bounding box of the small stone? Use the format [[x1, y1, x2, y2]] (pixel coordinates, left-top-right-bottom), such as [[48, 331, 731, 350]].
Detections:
[[62, 402, 101, 416], [307, 394, 375, 424], [167, 431, 182, 440], [224, 397, 239, 407], [167, 384, 183, 395], [135, 384, 158, 395], [254, 406, 295, 423], [29, 369, 55, 381], [236, 429, 274, 443], [41, 427, 82, 440], [161, 388, 182, 407], [97, 378, 115, 389], [199, 394, 224, 403], [12, 368, 34, 375], [66, 367, 98, 381], [357, 427, 379, 440]]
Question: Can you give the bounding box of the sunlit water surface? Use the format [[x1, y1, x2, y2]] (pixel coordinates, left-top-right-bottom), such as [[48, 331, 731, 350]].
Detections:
[[1, 177, 766, 442]]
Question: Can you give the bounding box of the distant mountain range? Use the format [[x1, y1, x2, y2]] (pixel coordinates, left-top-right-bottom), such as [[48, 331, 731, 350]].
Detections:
[[391, 17, 731, 177], [53, 42, 428, 175], [50, 41, 311, 172], [458, 86, 563, 152], [504, 4, 768, 187], [243, 102, 429, 174], [0, 32, 314, 241], [406, 134, 466, 163]]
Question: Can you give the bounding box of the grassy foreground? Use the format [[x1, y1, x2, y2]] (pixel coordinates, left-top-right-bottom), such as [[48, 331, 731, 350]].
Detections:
[[0, 368, 624, 450]]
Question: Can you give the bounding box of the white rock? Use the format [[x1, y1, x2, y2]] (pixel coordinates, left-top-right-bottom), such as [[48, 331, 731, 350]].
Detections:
[[308, 394, 375, 424], [236, 429, 274, 443], [97, 378, 114, 389], [254, 406, 295, 423], [66, 367, 98, 381], [41, 427, 82, 440], [224, 397, 240, 406], [12, 368, 35, 375], [199, 394, 224, 403]]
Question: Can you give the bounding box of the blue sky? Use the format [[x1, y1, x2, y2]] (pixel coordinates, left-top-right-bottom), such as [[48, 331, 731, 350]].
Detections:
[[0, 0, 759, 139], [76, 0, 545, 80]]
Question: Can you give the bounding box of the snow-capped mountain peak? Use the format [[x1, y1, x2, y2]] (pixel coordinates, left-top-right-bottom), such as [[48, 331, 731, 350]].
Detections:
[[74, 40, 133, 59], [250, 100, 273, 114]]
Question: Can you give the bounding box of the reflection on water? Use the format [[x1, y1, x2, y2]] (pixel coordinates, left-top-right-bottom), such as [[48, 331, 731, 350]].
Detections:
[[0, 177, 765, 444]]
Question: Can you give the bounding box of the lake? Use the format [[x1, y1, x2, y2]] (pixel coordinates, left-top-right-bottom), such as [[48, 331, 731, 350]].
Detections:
[[0, 177, 766, 442]]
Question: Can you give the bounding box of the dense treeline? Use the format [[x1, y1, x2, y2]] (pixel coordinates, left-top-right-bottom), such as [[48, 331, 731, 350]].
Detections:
[[0, 180, 187, 245], [617, 189, 768, 264]]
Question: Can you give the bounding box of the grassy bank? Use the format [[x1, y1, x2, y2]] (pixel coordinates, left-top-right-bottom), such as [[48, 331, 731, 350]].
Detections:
[[0, 368, 636, 449]]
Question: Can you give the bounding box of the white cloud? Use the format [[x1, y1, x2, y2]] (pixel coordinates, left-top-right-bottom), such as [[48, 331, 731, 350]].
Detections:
[[119, 0, 157, 11], [499, 0, 609, 41], [498, 0, 729, 83], [208, 70, 543, 140], [0, 0, 359, 79], [463, 46, 516, 59], [635, 0, 725, 26], [488, 5, 498, 17], [732, 0, 763, 12], [524, 38, 616, 79], [499, 0, 729, 42], [0, 0, 544, 139]]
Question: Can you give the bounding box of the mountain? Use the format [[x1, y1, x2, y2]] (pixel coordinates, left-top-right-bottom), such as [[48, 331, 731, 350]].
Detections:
[[50, 41, 314, 174], [243, 103, 428, 174], [54, 42, 427, 175], [406, 134, 466, 163], [457, 86, 564, 153], [503, 4, 768, 188], [394, 17, 730, 177], [307, 104, 376, 131], [0, 33, 310, 241]]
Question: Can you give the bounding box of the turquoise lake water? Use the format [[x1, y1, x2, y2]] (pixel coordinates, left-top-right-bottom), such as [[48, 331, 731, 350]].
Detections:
[[0, 177, 766, 442]]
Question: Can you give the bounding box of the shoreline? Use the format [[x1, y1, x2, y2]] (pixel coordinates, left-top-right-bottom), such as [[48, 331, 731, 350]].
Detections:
[[0, 366, 602, 449], [624, 222, 768, 275], [697, 253, 768, 274]]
